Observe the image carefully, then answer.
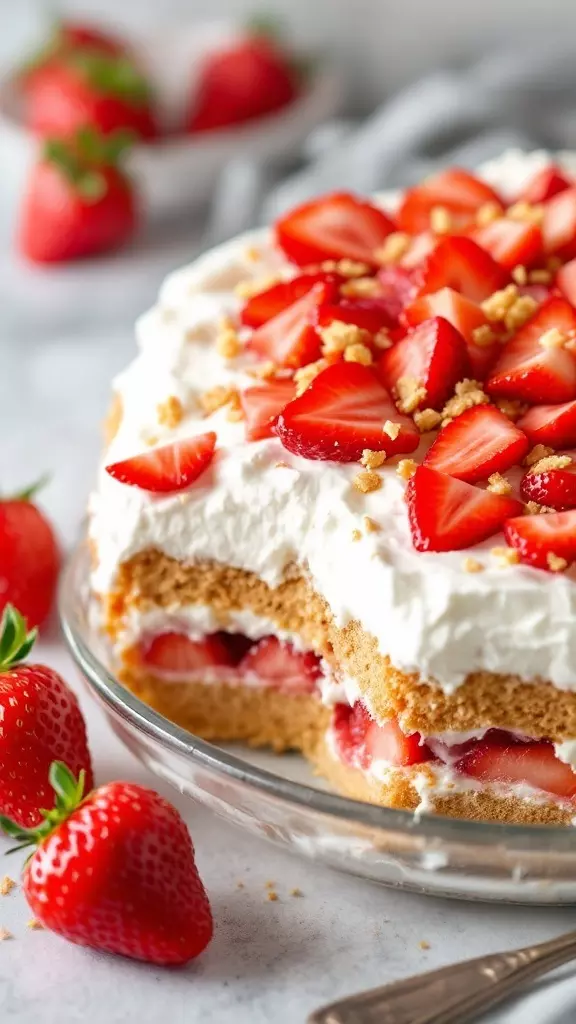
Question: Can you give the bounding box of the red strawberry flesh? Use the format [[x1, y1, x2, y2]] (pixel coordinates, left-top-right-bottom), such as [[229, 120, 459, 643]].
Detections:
[[424, 405, 529, 482], [276, 192, 396, 267], [105, 433, 216, 493]]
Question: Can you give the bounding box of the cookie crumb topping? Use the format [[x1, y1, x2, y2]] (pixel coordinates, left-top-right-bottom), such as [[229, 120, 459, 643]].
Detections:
[[383, 420, 401, 440], [430, 205, 452, 234], [528, 454, 572, 474], [491, 546, 521, 567], [397, 459, 417, 480], [294, 358, 328, 395], [363, 515, 380, 533], [524, 444, 555, 467], [353, 470, 382, 493], [487, 472, 513, 495], [200, 385, 238, 415], [374, 232, 411, 265], [463, 557, 484, 573], [361, 449, 387, 469], [157, 395, 184, 428], [414, 408, 442, 432], [547, 552, 569, 572], [344, 342, 373, 365], [395, 376, 427, 414]]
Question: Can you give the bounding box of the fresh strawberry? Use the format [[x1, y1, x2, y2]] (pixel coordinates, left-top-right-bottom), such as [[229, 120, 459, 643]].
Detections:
[[397, 168, 502, 234], [240, 271, 337, 328], [18, 128, 137, 263], [424, 405, 529, 482], [378, 316, 469, 411], [250, 281, 334, 368], [276, 362, 419, 462], [516, 165, 572, 204], [316, 298, 393, 335], [399, 231, 437, 269], [543, 187, 576, 261], [239, 636, 320, 694], [556, 257, 576, 307], [141, 631, 235, 675], [186, 35, 298, 132], [487, 296, 576, 404], [406, 465, 523, 552], [456, 737, 576, 800], [520, 463, 576, 510], [504, 508, 576, 569], [403, 286, 487, 343], [471, 218, 542, 270], [0, 607, 93, 828], [414, 236, 508, 303], [240, 380, 295, 440], [275, 192, 396, 267], [106, 433, 216, 493], [376, 266, 418, 321], [26, 49, 157, 140], [19, 21, 128, 92], [517, 400, 576, 448], [332, 702, 430, 771], [1, 763, 213, 965], [0, 477, 59, 629]]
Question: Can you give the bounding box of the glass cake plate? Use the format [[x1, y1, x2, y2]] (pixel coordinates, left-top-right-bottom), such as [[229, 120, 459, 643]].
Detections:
[[60, 540, 576, 905]]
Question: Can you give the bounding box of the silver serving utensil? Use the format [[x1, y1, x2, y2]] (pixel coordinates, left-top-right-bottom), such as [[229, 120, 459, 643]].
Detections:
[[308, 929, 576, 1024]]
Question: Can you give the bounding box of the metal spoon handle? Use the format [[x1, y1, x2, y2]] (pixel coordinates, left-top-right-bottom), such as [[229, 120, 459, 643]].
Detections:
[[308, 929, 576, 1024]]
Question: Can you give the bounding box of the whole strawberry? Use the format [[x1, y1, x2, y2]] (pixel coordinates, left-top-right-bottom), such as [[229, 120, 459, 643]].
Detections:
[[0, 606, 93, 827], [0, 476, 60, 628], [20, 19, 129, 93], [18, 127, 138, 263], [1, 763, 214, 966]]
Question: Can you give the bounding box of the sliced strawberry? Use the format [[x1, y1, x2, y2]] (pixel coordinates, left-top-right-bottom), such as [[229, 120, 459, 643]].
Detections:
[[471, 218, 542, 270], [376, 266, 418, 321], [332, 702, 430, 771], [403, 286, 487, 343], [378, 316, 469, 411], [400, 231, 437, 269], [239, 636, 320, 694], [250, 281, 335, 369], [141, 632, 234, 674], [240, 272, 337, 328], [487, 296, 576, 404], [543, 187, 576, 260], [556, 257, 576, 308], [517, 400, 576, 448], [406, 465, 523, 552], [504, 508, 576, 569], [397, 168, 502, 234], [520, 464, 576, 510], [275, 192, 396, 267], [517, 165, 572, 205], [456, 738, 576, 800], [276, 362, 419, 462], [105, 433, 216, 493], [240, 380, 295, 441], [316, 299, 393, 334], [424, 405, 529, 482], [414, 236, 508, 303]]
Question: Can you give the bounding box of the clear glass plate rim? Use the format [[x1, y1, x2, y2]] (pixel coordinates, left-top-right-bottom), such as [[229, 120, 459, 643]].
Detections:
[[59, 540, 576, 854]]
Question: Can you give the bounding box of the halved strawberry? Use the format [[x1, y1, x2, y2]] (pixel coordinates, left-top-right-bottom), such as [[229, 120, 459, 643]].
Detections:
[[240, 380, 295, 441], [504, 508, 576, 569], [520, 464, 576, 510], [487, 296, 576, 404], [376, 266, 418, 321], [250, 280, 335, 369], [239, 636, 320, 694], [141, 632, 234, 674], [332, 702, 430, 771], [402, 287, 495, 378], [275, 192, 396, 267], [471, 218, 542, 270], [400, 231, 437, 269], [456, 738, 576, 801], [316, 298, 393, 334], [516, 165, 572, 204], [414, 236, 508, 303], [543, 187, 576, 260], [517, 400, 576, 448], [556, 257, 576, 308], [105, 433, 216, 493], [275, 362, 419, 462], [397, 168, 502, 234], [378, 316, 469, 411], [424, 405, 529, 482], [240, 272, 337, 328], [406, 465, 523, 552]]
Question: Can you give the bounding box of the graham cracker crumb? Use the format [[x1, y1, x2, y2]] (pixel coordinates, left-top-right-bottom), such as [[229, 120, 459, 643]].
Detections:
[[340, 277, 380, 298], [275, 461, 289, 469], [471, 324, 497, 348], [320, 320, 371, 354], [524, 500, 546, 515], [374, 327, 393, 350], [505, 295, 538, 332], [539, 327, 569, 350], [477, 201, 503, 226], [216, 317, 241, 359], [199, 385, 238, 416], [529, 268, 552, 284], [363, 515, 380, 533], [344, 342, 373, 365], [157, 395, 184, 428], [481, 284, 518, 321], [463, 557, 484, 573], [374, 232, 411, 265], [244, 245, 261, 262], [396, 375, 427, 414], [414, 408, 442, 432], [547, 552, 569, 573], [294, 358, 328, 396], [383, 420, 401, 440], [0, 877, 16, 897], [0, 928, 12, 941], [234, 274, 280, 299], [430, 205, 452, 234], [264, 880, 276, 888], [144, 433, 159, 447], [247, 360, 277, 380], [419, 940, 431, 950], [512, 264, 528, 286], [507, 201, 545, 225], [290, 887, 303, 897], [487, 472, 513, 495], [491, 546, 521, 567], [351, 529, 362, 542], [267, 891, 279, 902], [525, 444, 554, 467], [528, 454, 572, 474], [353, 471, 382, 493], [27, 919, 43, 930], [225, 392, 244, 422], [361, 449, 387, 469], [495, 398, 527, 421], [397, 459, 417, 480], [441, 380, 490, 423], [321, 258, 371, 278]]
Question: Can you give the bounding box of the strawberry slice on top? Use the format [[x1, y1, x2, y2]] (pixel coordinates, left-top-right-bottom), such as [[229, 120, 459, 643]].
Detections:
[[105, 433, 216, 493], [516, 164, 572, 205], [240, 379, 295, 441], [542, 187, 576, 261], [240, 271, 338, 328], [403, 286, 487, 343], [378, 316, 469, 411], [316, 298, 393, 335], [487, 296, 576, 404], [517, 399, 576, 448], [275, 362, 419, 462], [376, 266, 418, 322], [406, 465, 523, 552], [520, 463, 576, 511], [504, 509, 576, 570], [397, 168, 502, 234], [275, 192, 396, 267], [424, 405, 529, 482], [250, 280, 335, 368], [556, 257, 576, 309], [413, 236, 508, 304], [471, 218, 543, 271]]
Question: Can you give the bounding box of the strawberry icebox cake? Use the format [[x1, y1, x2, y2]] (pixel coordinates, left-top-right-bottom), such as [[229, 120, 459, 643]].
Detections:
[[89, 150, 576, 827]]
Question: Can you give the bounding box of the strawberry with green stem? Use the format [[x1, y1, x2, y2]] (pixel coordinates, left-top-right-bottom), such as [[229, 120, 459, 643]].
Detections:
[[0, 475, 59, 628]]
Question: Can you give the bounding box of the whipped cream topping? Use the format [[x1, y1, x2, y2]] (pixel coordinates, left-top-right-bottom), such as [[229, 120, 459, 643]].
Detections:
[[89, 149, 576, 693]]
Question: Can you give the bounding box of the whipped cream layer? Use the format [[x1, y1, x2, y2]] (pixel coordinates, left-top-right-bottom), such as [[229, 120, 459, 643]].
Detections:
[[89, 149, 576, 693]]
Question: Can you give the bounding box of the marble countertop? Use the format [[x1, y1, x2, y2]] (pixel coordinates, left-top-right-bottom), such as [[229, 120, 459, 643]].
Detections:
[[2, 207, 576, 1024]]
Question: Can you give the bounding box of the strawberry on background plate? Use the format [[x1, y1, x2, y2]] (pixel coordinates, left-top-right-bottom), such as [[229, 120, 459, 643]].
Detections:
[[18, 127, 138, 263], [106, 432, 216, 493], [276, 192, 396, 267], [424, 405, 529, 483], [0, 606, 93, 828], [20, 19, 129, 92], [0, 476, 59, 629], [1, 762, 213, 966]]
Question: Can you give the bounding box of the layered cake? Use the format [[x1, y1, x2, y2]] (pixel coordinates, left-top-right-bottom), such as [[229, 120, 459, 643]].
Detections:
[[89, 150, 576, 826]]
